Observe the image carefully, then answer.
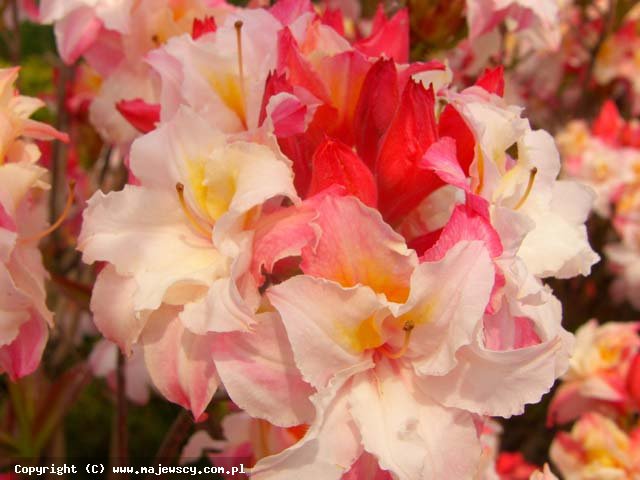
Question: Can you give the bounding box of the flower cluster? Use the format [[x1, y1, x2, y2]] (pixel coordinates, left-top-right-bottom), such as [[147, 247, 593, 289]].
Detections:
[[448, 0, 564, 95], [39, 0, 234, 149], [48, 0, 602, 477], [558, 101, 640, 309], [551, 412, 640, 479], [0, 67, 68, 379], [546, 319, 640, 478], [594, 7, 640, 115], [548, 319, 640, 426]]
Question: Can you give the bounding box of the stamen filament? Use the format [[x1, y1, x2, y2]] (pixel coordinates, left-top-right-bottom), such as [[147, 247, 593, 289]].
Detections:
[[514, 167, 538, 210], [474, 148, 485, 195], [20, 181, 75, 244], [381, 320, 415, 360], [175, 183, 212, 238], [234, 20, 248, 130], [258, 419, 271, 458]]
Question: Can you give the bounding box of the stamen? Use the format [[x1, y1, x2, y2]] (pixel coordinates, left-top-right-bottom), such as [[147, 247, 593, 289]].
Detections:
[[514, 167, 538, 210], [381, 320, 415, 360], [258, 419, 271, 458], [20, 181, 75, 244], [474, 148, 485, 195], [175, 183, 212, 238], [234, 20, 247, 129]]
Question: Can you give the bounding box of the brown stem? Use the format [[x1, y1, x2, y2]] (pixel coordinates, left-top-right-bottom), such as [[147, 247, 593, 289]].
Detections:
[[148, 410, 193, 479], [50, 273, 92, 302], [49, 62, 73, 258], [116, 353, 129, 478]]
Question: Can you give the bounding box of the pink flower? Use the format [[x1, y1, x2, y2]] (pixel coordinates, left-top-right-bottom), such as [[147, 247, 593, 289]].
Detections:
[[249, 192, 571, 478], [466, 0, 561, 50], [40, 0, 235, 148], [0, 67, 68, 380], [548, 319, 640, 426], [78, 106, 310, 421], [551, 412, 640, 479], [72, 3, 596, 475]]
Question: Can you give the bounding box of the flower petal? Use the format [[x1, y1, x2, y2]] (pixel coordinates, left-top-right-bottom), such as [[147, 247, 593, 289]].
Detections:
[[0, 310, 48, 380], [90, 266, 148, 355], [140, 306, 219, 419], [348, 360, 480, 479], [213, 313, 315, 427], [251, 373, 362, 480], [79, 185, 227, 312], [301, 194, 417, 303], [403, 241, 494, 376], [268, 275, 378, 389]]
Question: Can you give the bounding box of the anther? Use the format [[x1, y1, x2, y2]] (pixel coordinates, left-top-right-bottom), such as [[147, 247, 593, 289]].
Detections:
[[514, 167, 538, 210], [20, 181, 75, 244], [175, 183, 212, 238]]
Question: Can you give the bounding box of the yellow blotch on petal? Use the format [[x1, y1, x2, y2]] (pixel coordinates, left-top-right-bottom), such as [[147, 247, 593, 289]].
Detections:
[[336, 315, 384, 354], [332, 259, 410, 304], [396, 300, 434, 329], [208, 73, 247, 129], [597, 344, 622, 367], [186, 159, 236, 222]]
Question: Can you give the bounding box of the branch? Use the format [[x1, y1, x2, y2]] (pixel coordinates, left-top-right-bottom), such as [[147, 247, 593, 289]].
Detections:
[[116, 352, 129, 473], [148, 410, 193, 479]]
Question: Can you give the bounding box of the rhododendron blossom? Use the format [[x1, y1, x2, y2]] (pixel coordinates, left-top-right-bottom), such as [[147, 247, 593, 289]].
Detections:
[[41, 0, 234, 148], [548, 319, 640, 426], [551, 412, 640, 479], [78, 106, 309, 421], [466, 0, 562, 50], [72, 0, 599, 477], [0, 67, 68, 379], [559, 101, 640, 309]]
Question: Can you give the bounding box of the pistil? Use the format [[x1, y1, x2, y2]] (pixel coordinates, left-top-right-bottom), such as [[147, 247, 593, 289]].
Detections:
[[234, 20, 248, 130], [381, 320, 415, 360], [175, 183, 212, 238]]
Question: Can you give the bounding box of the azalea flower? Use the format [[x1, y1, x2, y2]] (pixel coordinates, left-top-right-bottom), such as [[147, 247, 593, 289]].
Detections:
[[551, 412, 640, 479], [548, 319, 640, 426], [249, 189, 573, 478], [75, 2, 596, 476], [0, 67, 68, 379], [594, 13, 640, 115], [558, 101, 640, 308], [466, 0, 562, 50], [557, 101, 640, 218], [78, 105, 312, 422], [40, 0, 235, 148]]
